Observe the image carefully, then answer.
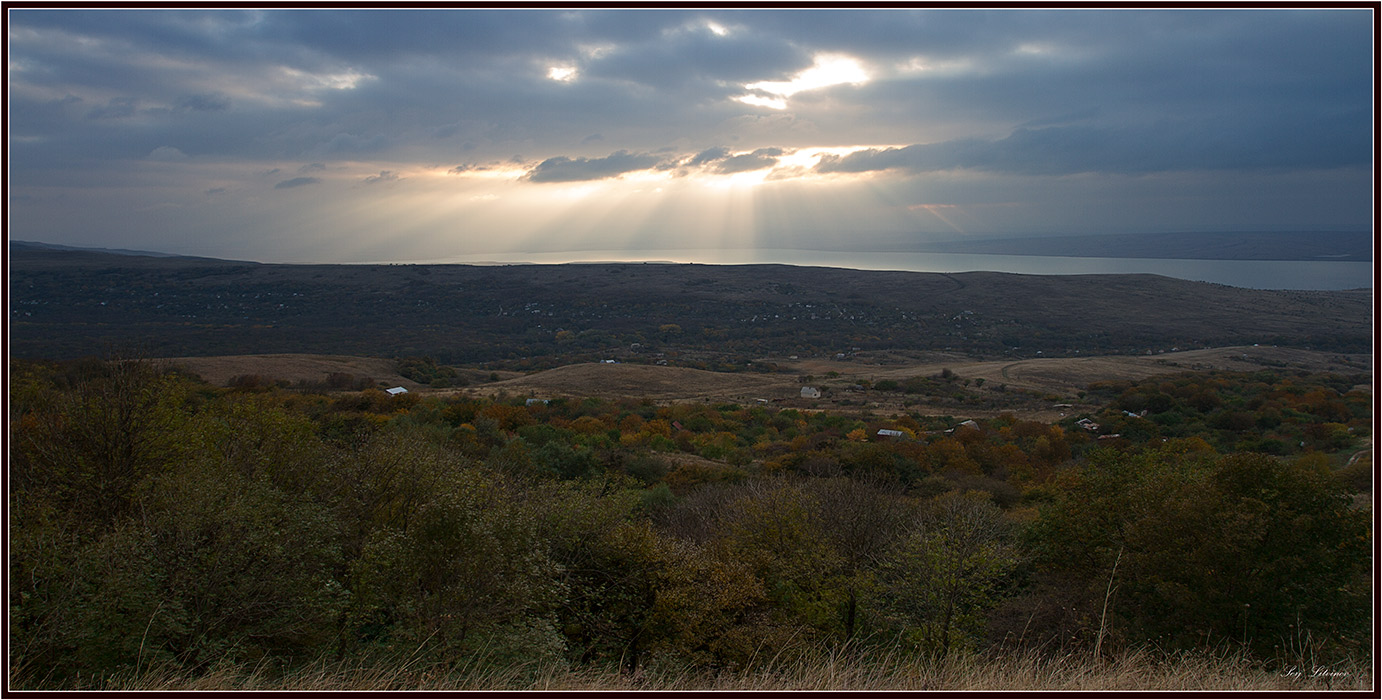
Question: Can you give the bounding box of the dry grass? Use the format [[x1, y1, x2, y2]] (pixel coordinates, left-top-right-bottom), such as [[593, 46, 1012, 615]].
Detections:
[[166, 353, 415, 388], [157, 345, 1369, 425], [467, 361, 790, 401], [97, 648, 1372, 692]]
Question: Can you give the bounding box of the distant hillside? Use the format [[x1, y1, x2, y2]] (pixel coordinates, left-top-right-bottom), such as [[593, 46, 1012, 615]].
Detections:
[[911, 231, 1371, 261], [8, 239, 204, 259], [9, 248, 1371, 363]]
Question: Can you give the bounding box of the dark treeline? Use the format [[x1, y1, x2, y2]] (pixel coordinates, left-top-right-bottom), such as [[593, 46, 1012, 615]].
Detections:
[[7, 357, 1371, 688]]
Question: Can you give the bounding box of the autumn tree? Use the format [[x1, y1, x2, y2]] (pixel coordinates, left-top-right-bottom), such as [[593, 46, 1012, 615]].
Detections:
[[1029, 447, 1371, 661], [867, 490, 1019, 656]]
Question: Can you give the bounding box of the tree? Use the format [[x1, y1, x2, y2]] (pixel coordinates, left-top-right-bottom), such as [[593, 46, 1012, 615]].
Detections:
[[808, 477, 914, 639], [346, 468, 563, 662], [534, 480, 668, 670], [1030, 447, 1371, 661], [868, 491, 1019, 656], [11, 356, 187, 531]]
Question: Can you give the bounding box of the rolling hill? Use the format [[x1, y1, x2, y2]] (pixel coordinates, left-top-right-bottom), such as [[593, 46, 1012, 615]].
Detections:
[[9, 246, 1371, 364]]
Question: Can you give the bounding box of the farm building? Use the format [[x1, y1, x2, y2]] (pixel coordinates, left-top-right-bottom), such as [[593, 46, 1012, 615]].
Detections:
[[800, 386, 822, 399], [877, 429, 905, 439], [386, 386, 408, 396]]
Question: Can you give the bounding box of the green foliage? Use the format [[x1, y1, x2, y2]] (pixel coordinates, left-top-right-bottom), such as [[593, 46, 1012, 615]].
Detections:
[[533, 480, 666, 668], [10, 357, 189, 531], [347, 468, 562, 662], [8, 358, 1372, 688], [1085, 370, 1370, 455], [1030, 447, 1371, 661], [395, 356, 460, 388], [867, 491, 1019, 656]]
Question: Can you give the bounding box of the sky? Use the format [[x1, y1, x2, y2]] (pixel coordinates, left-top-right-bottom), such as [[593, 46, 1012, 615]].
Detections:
[[6, 8, 1375, 263]]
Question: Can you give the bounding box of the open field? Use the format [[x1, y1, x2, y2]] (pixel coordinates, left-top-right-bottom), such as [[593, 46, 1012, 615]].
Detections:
[[165, 344, 1371, 423], [464, 345, 1371, 420], [464, 362, 785, 401], [168, 354, 419, 388], [166, 353, 522, 389]]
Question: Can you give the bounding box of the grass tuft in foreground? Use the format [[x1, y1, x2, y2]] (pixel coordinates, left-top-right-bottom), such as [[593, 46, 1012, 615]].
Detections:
[[96, 647, 1371, 692]]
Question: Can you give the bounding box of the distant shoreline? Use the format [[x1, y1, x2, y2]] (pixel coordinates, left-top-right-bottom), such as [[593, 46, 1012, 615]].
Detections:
[[903, 230, 1372, 262], [10, 236, 1373, 290]]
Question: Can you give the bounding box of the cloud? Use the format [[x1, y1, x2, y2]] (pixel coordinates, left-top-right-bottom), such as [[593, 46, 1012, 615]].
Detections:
[[315, 132, 389, 155], [145, 146, 189, 162], [173, 93, 230, 112], [363, 170, 399, 184], [677, 146, 786, 174], [816, 118, 1369, 177], [687, 146, 730, 166], [4, 9, 1372, 259], [525, 150, 664, 183], [709, 147, 785, 173], [1017, 107, 1101, 129], [86, 97, 137, 120], [299, 162, 327, 172], [274, 176, 321, 189]]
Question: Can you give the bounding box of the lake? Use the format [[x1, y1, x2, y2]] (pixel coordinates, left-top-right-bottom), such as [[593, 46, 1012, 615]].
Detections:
[[423, 248, 1373, 291]]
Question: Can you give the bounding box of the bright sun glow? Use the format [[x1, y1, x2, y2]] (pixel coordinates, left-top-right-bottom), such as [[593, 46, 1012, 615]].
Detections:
[[736, 53, 870, 109], [736, 94, 787, 110], [547, 65, 577, 81]]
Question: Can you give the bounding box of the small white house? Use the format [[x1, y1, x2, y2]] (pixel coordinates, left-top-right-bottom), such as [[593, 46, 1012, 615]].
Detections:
[[877, 429, 905, 439], [386, 386, 408, 396], [946, 420, 979, 435], [800, 386, 821, 399]]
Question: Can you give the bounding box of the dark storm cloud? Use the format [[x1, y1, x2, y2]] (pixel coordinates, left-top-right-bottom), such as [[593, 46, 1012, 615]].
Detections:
[[583, 24, 807, 91], [274, 176, 321, 189], [85, 97, 138, 120], [173, 93, 231, 112], [264, 9, 587, 60], [10, 8, 1371, 170], [817, 114, 1370, 177], [5, 7, 1373, 254], [525, 150, 665, 183]]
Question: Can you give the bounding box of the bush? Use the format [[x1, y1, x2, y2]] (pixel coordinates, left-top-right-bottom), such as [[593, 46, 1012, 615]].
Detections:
[[1029, 447, 1371, 661]]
